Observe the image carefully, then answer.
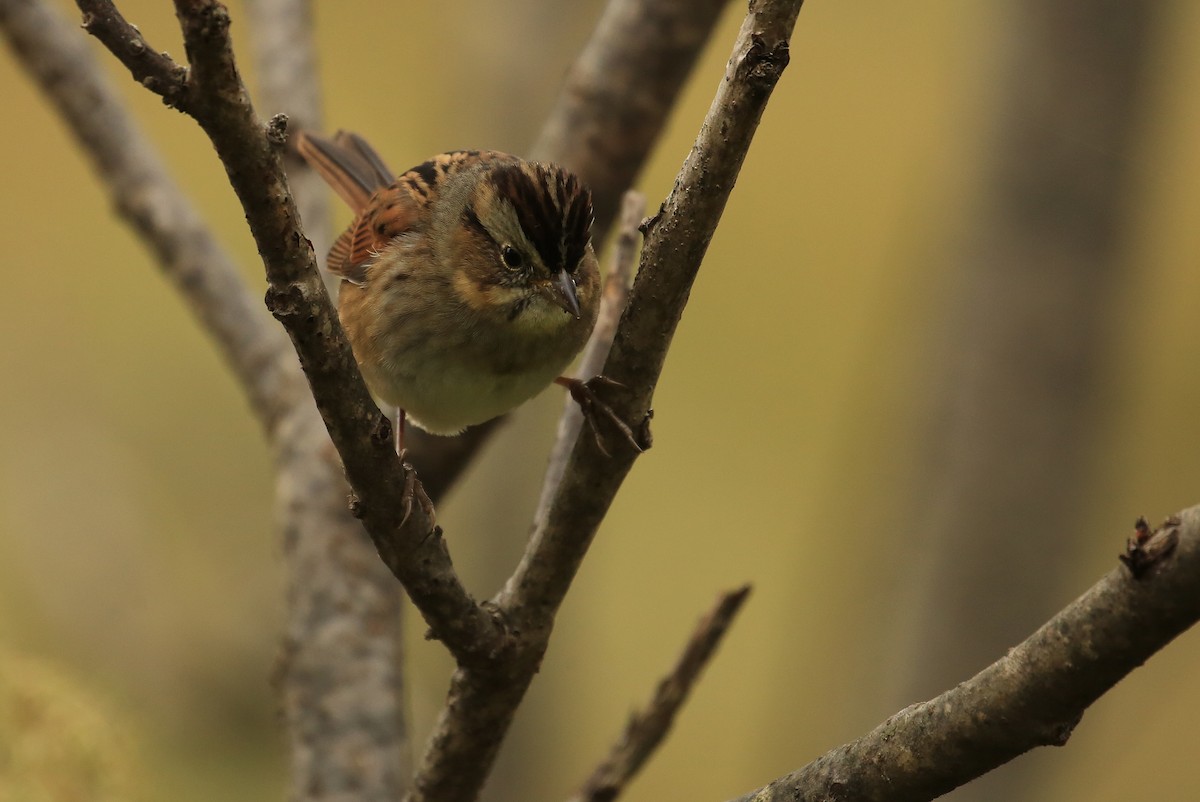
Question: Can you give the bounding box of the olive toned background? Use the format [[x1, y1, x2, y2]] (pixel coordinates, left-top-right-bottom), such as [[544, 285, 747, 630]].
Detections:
[[2, 2, 1200, 800]]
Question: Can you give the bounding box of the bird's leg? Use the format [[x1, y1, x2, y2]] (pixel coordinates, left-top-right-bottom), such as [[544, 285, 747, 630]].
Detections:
[[393, 406, 431, 525], [392, 409, 435, 527], [394, 406, 406, 455], [555, 375, 650, 455]]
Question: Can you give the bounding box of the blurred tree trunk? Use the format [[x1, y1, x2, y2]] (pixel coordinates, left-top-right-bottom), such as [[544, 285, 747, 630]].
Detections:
[[460, 0, 608, 151], [892, 2, 1163, 799]]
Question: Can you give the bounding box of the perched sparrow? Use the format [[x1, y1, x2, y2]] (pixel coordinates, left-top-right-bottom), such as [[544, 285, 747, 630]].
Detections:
[[296, 130, 633, 451]]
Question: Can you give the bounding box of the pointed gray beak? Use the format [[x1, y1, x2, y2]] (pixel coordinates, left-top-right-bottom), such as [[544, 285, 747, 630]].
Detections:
[[546, 270, 582, 319]]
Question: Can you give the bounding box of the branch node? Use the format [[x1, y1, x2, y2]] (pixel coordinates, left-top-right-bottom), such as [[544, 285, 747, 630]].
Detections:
[[637, 409, 654, 449], [1046, 713, 1082, 747], [190, 2, 231, 41], [263, 283, 305, 322], [449, 601, 515, 664], [369, 416, 392, 449], [266, 112, 289, 146], [744, 34, 791, 89], [639, 209, 663, 235]]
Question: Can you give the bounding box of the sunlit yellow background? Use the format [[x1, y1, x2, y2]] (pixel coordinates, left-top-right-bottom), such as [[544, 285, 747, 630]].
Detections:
[[3, 2, 1200, 800]]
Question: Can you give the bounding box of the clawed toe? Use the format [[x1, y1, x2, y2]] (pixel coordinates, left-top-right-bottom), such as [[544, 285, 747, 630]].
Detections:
[[556, 375, 651, 455], [583, 375, 627, 392], [398, 454, 435, 527]]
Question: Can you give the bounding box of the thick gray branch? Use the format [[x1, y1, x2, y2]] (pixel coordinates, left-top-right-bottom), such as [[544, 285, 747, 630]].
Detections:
[[730, 512, 1199, 802], [244, 0, 333, 290]]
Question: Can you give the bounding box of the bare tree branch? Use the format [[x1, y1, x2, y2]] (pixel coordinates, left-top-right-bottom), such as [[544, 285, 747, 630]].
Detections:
[[729, 512, 1200, 802], [14, 4, 1195, 802], [407, 4, 804, 800], [75, 0, 189, 108], [74, 0, 505, 664], [504, 0, 800, 631], [570, 585, 752, 802]]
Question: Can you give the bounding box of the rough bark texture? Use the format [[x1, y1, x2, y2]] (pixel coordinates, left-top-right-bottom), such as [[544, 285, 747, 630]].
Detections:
[[732, 512, 1197, 802]]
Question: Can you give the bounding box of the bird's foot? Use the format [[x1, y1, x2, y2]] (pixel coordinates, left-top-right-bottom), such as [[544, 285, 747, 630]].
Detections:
[[556, 375, 652, 456]]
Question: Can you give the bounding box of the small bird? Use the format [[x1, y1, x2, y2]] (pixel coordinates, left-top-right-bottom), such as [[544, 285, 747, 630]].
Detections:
[[295, 130, 633, 452]]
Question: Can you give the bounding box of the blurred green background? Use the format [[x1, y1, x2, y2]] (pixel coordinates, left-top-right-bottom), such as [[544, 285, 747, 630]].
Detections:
[[3, 1, 1200, 800]]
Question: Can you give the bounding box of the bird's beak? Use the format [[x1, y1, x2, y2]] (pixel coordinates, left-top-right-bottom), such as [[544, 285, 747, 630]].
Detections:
[[544, 270, 582, 319]]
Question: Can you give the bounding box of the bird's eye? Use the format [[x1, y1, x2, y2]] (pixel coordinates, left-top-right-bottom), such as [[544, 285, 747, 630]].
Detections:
[[501, 245, 524, 269]]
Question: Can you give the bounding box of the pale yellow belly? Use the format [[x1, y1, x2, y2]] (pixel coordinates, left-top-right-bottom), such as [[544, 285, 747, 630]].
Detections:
[[362, 350, 572, 435]]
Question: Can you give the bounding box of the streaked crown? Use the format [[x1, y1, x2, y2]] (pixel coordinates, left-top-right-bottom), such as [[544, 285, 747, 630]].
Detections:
[[469, 161, 594, 276]]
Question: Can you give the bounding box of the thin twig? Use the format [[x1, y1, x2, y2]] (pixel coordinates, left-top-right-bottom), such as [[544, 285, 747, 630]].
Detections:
[[534, 190, 646, 527], [407, 4, 804, 800], [76, 0, 190, 109], [75, 0, 506, 664], [728, 511, 1200, 801], [571, 585, 752, 802]]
